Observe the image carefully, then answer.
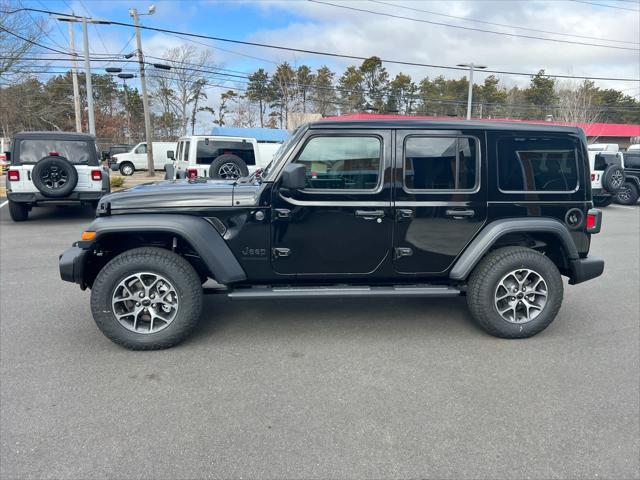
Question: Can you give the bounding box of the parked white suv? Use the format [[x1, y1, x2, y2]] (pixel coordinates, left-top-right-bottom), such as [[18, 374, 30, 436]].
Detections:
[[587, 143, 625, 206], [110, 141, 176, 176], [166, 128, 288, 180], [5, 132, 110, 221]]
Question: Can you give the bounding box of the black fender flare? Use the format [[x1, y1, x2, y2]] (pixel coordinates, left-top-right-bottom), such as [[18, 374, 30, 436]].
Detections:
[[449, 218, 579, 280], [84, 214, 246, 284], [625, 175, 640, 189]]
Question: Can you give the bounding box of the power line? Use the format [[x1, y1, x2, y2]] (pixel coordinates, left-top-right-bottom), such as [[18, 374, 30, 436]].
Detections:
[[0, 25, 71, 55], [566, 0, 640, 12], [370, 0, 639, 45], [310, 0, 640, 51], [2, 6, 640, 83], [7, 63, 639, 113]]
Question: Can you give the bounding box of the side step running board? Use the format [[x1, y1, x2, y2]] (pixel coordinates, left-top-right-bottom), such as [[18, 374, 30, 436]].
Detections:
[[227, 285, 461, 299]]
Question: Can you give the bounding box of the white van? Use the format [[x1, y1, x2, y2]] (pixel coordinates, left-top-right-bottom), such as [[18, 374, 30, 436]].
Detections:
[[166, 128, 288, 180], [110, 141, 176, 175]]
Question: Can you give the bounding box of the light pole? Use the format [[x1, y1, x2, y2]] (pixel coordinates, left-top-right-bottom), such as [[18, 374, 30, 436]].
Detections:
[[106, 68, 135, 144], [129, 4, 156, 177], [52, 14, 112, 135], [457, 63, 487, 120]]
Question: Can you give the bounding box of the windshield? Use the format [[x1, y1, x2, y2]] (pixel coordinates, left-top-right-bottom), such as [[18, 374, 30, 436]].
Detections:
[[262, 126, 306, 180], [19, 139, 95, 164]]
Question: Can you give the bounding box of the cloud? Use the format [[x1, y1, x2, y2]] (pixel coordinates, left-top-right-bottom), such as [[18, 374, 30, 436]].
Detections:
[[244, 0, 639, 91]]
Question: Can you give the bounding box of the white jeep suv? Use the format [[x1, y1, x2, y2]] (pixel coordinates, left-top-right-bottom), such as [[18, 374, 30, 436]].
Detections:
[[5, 132, 110, 222]]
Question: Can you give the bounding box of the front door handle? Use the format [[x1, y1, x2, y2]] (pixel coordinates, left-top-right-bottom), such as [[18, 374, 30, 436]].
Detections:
[[355, 209, 385, 220], [445, 209, 475, 219]]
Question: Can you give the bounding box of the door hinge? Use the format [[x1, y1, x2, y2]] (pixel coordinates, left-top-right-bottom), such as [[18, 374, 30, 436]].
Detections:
[[395, 247, 413, 259], [272, 247, 291, 258]]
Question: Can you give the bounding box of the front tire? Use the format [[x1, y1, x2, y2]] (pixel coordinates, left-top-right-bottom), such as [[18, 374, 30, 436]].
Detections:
[[467, 247, 563, 339], [90, 247, 203, 350], [8, 200, 29, 221], [119, 162, 135, 176]]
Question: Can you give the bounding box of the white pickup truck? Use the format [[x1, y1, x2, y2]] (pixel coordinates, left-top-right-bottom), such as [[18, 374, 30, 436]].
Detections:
[[166, 128, 288, 180], [110, 141, 176, 176]]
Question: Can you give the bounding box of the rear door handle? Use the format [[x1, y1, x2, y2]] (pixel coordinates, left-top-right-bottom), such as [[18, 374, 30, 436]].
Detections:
[[445, 209, 475, 219], [355, 209, 385, 220]]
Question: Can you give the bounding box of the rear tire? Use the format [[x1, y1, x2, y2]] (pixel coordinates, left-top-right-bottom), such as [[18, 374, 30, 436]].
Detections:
[[467, 247, 563, 339], [119, 162, 135, 176], [8, 200, 29, 221], [90, 247, 203, 350], [615, 181, 639, 205]]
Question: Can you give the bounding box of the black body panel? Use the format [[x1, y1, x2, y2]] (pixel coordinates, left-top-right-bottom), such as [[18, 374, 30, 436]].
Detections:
[[60, 119, 602, 289], [83, 214, 246, 284]]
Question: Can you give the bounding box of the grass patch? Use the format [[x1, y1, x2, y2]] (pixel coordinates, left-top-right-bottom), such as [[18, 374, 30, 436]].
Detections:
[[110, 176, 125, 188]]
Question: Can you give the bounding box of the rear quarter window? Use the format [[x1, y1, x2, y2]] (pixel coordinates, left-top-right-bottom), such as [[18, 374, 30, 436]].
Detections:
[[498, 135, 579, 192]]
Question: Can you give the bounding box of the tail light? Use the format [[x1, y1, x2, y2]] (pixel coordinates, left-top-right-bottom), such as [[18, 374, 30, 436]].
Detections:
[[591, 173, 595, 181], [187, 168, 198, 179], [8, 170, 19, 181], [91, 169, 102, 181], [586, 208, 602, 234]]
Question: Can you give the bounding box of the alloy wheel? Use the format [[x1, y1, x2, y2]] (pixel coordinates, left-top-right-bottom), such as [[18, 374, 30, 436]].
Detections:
[[494, 268, 548, 324], [111, 272, 179, 333], [218, 162, 241, 179]]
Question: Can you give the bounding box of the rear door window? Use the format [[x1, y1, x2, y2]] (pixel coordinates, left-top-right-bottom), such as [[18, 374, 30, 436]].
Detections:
[[404, 136, 478, 191], [498, 136, 579, 192], [19, 139, 94, 164]]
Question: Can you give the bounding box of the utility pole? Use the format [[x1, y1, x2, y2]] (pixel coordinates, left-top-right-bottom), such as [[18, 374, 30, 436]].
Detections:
[[53, 14, 111, 134], [130, 6, 156, 177], [82, 16, 96, 135], [457, 63, 487, 120], [68, 22, 82, 132]]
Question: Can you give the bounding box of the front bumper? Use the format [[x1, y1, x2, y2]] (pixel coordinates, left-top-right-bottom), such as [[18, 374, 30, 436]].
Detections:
[[59, 245, 88, 287], [8, 191, 106, 204], [569, 257, 604, 285]]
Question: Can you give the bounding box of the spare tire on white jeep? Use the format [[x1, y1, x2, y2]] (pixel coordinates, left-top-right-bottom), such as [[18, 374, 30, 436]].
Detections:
[[32, 155, 79, 197], [208, 154, 249, 180], [601, 164, 625, 193]]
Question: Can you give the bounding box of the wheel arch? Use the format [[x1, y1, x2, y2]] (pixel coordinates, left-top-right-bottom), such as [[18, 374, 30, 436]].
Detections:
[[81, 214, 246, 287], [450, 218, 579, 281]]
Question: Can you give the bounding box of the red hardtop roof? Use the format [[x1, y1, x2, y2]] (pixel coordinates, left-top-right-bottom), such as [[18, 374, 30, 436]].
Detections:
[[321, 113, 640, 138]]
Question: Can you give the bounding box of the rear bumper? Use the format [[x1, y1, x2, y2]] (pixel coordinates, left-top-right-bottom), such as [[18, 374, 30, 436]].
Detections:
[[59, 245, 87, 287], [569, 257, 604, 285], [7, 191, 106, 204]]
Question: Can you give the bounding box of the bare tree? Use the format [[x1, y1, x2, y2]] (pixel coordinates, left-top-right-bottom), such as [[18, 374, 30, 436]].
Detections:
[[150, 44, 215, 136], [555, 80, 602, 125], [0, 2, 49, 81]]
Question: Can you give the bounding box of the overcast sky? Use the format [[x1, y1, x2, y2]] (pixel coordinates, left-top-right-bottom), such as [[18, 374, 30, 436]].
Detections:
[[28, 0, 640, 125]]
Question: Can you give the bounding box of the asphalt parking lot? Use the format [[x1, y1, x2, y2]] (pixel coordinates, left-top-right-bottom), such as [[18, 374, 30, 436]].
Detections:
[[0, 202, 638, 479]]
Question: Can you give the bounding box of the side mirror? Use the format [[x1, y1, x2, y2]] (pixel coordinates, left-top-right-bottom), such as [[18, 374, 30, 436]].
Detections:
[[281, 163, 306, 190], [167, 150, 174, 159]]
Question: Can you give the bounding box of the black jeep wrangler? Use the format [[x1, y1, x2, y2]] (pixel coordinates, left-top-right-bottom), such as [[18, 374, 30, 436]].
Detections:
[[616, 151, 640, 205], [59, 120, 604, 350]]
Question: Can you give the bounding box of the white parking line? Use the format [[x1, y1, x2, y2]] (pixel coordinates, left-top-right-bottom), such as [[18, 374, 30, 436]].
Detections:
[[0, 200, 7, 209]]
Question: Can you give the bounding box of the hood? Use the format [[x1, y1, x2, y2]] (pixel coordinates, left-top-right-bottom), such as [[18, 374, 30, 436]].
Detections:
[[99, 179, 237, 212]]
